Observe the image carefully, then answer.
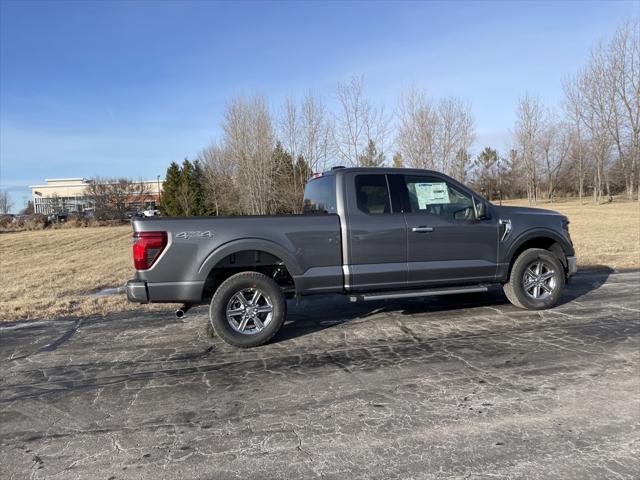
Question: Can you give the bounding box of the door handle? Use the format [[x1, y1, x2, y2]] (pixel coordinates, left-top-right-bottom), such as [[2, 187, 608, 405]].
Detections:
[[411, 226, 434, 233]]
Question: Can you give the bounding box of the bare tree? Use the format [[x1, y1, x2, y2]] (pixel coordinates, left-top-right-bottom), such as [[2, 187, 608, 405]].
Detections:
[[277, 98, 303, 207], [437, 96, 475, 181], [334, 76, 389, 166], [222, 95, 276, 215], [0, 191, 13, 214], [199, 144, 242, 216], [184, 18, 639, 209], [176, 180, 197, 216], [563, 78, 588, 203], [86, 178, 151, 220], [278, 93, 333, 203], [515, 93, 543, 204], [300, 92, 332, 173], [279, 97, 300, 163], [539, 115, 571, 201], [396, 88, 438, 169], [576, 57, 613, 203], [559, 19, 640, 203], [609, 19, 640, 200], [396, 89, 474, 179]]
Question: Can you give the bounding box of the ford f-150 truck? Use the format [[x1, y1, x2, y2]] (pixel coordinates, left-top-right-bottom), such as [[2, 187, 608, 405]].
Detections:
[[127, 167, 577, 347]]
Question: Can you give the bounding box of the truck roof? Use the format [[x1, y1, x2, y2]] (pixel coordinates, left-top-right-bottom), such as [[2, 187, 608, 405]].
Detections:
[[320, 166, 442, 177]]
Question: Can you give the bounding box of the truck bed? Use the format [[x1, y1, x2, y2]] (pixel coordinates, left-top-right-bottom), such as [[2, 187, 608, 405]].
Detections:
[[130, 214, 343, 302]]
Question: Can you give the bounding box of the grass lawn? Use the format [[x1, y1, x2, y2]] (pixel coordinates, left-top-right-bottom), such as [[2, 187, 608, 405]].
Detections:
[[0, 199, 638, 321]]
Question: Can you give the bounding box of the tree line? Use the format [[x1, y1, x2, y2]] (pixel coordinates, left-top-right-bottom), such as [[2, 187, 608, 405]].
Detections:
[[508, 19, 639, 204], [160, 18, 637, 215]]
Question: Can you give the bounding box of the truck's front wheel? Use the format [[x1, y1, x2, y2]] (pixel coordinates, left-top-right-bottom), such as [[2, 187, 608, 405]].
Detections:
[[503, 248, 565, 310], [208, 271, 286, 348]]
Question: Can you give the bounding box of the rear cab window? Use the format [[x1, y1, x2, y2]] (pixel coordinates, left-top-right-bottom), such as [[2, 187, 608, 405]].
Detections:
[[303, 175, 337, 214], [354, 174, 392, 214]]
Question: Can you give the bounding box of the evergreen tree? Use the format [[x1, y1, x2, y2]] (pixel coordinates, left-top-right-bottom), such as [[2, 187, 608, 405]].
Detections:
[[358, 139, 385, 167], [294, 155, 311, 184], [161, 158, 210, 216], [178, 159, 196, 216], [161, 161, 182, 216], [272, 142, 296, 213], [477, 147, 498, 170], [392, 152, 403, 168], [20, 200, 35, 215], [294, 155, 311, 211], [474, 147, 499, 200], [191, 159, 206, 215]]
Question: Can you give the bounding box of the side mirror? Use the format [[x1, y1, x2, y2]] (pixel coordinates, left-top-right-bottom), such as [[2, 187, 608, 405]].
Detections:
[[475, 199, 488, 220]]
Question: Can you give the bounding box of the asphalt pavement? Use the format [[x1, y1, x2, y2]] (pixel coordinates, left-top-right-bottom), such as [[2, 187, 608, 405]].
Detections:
[[1, 271, 639, 480]]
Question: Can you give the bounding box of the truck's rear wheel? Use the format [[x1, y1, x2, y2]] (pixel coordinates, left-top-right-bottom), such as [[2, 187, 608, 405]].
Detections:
[[208, 271, 286, 348], [503, 248, 565, 310]]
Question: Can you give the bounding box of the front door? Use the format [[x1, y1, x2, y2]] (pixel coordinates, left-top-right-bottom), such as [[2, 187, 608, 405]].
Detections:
[[344, 172, 407, 291], [397, 173, 499, 287]]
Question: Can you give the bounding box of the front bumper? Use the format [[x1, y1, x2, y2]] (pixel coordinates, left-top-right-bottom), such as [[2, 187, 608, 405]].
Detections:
[[126, 280, 149, 303], [566, 256, 578, 277]]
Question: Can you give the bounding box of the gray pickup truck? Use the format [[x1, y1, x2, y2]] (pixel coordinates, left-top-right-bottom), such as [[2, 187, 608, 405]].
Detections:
[[127, 167, 576, 347]]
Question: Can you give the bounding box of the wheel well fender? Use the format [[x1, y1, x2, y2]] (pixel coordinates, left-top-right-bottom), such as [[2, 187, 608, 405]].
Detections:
[[504, 229, 573, 279], [197, 239, 302, 299], [198, 238, 302, 277]]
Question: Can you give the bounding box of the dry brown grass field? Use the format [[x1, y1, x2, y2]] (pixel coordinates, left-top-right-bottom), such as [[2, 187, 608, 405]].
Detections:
[[0, 198, 638, 321], [504, 198, 640, 270], [0, 226, 171, 321]]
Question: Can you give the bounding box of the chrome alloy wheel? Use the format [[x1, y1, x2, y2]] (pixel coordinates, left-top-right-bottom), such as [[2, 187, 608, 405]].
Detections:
[[522, 261, 557, 300], [226, 288, 274, 335]]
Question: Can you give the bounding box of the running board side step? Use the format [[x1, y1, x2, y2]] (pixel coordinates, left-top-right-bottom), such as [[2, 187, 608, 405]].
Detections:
[[349, 285, 491, 302]]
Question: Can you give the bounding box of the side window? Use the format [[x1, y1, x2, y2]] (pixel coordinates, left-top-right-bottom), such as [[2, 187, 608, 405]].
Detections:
[[303, 176, 336, 214], [355, 175, 391, 215], [403, 175, 476, 220]]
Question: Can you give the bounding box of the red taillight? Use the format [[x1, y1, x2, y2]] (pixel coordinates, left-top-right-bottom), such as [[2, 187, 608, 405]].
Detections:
[[132, 231, 168, 270]]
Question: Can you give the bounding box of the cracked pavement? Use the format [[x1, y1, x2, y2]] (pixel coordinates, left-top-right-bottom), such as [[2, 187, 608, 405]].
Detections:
[[1, 271, 639, 479]]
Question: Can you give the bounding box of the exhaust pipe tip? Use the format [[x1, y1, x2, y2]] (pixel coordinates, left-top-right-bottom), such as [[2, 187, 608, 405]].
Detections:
[[175, 304, 191, 319]]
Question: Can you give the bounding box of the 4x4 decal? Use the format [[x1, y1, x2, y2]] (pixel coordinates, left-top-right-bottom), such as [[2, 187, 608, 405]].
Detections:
[[176, 231, 213, 240]]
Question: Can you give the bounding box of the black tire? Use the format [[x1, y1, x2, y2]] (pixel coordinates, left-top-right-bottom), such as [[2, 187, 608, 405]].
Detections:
[[503, 248, 565, 310], [208, 271, 286, 348]]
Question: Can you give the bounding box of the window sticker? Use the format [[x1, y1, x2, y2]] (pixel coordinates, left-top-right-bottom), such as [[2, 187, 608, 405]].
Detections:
[[414, 182, 450, 208]]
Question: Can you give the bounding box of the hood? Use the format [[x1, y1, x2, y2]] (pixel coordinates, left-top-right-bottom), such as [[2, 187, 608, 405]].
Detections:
[[492, 205, 563, 217]]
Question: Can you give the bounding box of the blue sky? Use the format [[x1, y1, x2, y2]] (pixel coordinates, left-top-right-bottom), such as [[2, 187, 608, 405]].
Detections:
[[1, 0, 637, 211]]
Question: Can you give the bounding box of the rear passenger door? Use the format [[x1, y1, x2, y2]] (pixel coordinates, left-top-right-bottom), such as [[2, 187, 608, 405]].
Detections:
[[344, 172, 407, 291], [398, 173, 498, 286]]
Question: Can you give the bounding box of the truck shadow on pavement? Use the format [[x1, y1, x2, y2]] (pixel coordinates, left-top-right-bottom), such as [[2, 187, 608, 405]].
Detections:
[[272, 269, 613, 344]]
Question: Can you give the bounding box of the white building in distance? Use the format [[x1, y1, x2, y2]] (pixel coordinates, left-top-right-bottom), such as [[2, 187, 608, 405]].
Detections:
[[30, 178, 163, 214]]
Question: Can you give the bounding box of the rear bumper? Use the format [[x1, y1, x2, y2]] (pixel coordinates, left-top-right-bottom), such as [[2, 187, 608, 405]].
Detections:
[[566, 256, 578, 277], [126, 280, 149, 303], [126, 279, 204, 304]]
